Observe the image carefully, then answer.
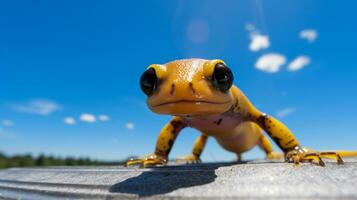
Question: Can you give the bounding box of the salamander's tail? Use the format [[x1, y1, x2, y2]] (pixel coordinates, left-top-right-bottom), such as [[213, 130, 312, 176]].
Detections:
[[318, 150, 357, 160], [337, 151, 357, 157]]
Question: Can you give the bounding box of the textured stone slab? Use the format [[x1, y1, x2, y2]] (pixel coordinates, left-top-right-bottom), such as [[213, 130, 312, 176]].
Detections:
[[0, 159, 357, 199]]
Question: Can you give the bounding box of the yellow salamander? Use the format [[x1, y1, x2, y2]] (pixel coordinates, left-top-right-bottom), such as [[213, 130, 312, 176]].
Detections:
[[126, 58, 357, 167]]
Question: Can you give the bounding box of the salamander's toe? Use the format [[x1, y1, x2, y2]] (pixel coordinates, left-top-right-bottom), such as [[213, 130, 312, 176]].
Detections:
[[125, 154, 167, 168], [285, 147, 344, 166], [176, 154, 201, 164]]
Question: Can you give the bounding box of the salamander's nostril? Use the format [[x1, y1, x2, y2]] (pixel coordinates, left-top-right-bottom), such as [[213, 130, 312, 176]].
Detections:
[[170, 83, 175, 95], [189, 82, 196, 94]]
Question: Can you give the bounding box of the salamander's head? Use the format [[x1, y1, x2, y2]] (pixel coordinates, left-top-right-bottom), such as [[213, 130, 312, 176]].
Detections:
[[139, 59, 235, 116]]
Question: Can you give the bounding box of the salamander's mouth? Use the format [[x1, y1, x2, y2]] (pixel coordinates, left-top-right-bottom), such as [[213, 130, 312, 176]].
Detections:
[[149, 98, 233, 116], [152, 100, 231, 107]]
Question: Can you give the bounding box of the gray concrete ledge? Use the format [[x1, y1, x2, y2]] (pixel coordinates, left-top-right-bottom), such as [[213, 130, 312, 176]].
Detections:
[[0, 159, 357, 200]]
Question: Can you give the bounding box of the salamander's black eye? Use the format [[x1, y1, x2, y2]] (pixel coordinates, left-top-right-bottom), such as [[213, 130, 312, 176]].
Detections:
[[140, 68, 158, 96], [211, 63, 234, 92]]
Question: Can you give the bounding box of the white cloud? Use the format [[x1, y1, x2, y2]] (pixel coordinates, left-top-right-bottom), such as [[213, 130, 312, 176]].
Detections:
[[245, 23, 256, 32], [64, 117, 76, 125], [80, 113, 96, 123], [288, 56, 311, 72], [245, 23, 270, 52], [12, 99, 60, 116], [300, 29, 318, 42], [125, 122, 135, 130], [98, 115, 110, 122], [249, 33, 270, 52], [2, 120, 14, 127], [277, 108, 296, 118], [255, 53, 287, 73]]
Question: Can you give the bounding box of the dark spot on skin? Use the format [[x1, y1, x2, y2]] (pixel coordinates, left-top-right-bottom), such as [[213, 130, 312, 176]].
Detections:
[[271, 136, 280, 142], [247, 114, 255, 121], [170, 84, 175, 95], [165, 147, 173, 155], [271, 136, 283, 146], [189, 82, 196, 94], [156, 146, 171, 156], [264, 128, 289, 152], [171, 120, 184, 130], [170, 120, 186, 136], [286, 145, 299, 152], [234, 98, 239, 107], [285, 139, 295, 146], [256, 113, 268, 129], [167, 150, 172, 155], [193, 148, 202, 157], [168, 139, 174, 146], [226, 105, 235, 114], [234, 99, 241, 111], [269, 135, 296, 153], [213, 118, 223, 125], [221, 106, 236, 118], [155, 149, 166, 156]]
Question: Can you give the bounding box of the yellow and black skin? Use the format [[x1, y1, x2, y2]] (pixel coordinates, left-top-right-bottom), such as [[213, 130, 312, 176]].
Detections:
[[126, 58, 357, 167]]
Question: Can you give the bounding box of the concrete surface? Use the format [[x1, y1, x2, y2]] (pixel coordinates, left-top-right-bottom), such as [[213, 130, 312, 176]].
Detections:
[[0, 159, 357, 200]]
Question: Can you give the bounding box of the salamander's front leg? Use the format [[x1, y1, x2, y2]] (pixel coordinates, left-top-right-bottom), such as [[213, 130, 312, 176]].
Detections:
[[257, 134, 283, 160], [253, 113, 343, 166], [126, 117, 186, 167], [176, 134, 208, 164]]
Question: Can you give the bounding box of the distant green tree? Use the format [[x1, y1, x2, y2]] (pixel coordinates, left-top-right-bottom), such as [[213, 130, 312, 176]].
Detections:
[[0, 152, 6, 168], [36, 154, 46, 166], [0, 152, 124, 169]]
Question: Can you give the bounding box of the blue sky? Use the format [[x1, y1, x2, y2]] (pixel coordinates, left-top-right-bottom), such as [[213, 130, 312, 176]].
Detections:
[[1, 0, 357, 161]]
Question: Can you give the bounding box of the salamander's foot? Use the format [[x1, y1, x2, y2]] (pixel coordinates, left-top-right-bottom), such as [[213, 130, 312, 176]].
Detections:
[[176, 154, 201, 164], [286, 146, 344, 167], [266, 152, 283, 160], [125, 154, 167, 168]]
